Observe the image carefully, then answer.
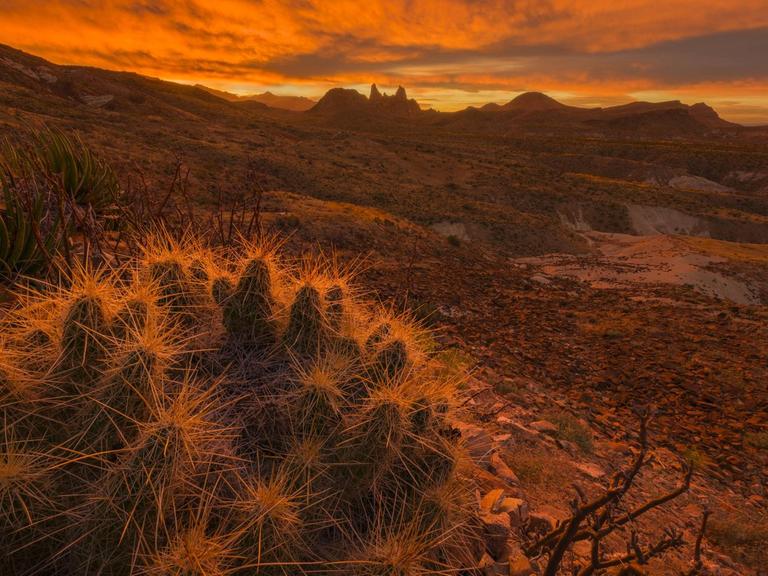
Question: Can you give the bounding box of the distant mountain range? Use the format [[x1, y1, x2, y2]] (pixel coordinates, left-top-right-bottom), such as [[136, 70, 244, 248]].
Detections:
[[0, 43, 754, 137], [195, 85, 316, 112]]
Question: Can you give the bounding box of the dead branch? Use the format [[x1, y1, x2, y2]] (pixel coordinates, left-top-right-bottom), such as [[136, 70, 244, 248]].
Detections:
[[522, 413, 695, 576]]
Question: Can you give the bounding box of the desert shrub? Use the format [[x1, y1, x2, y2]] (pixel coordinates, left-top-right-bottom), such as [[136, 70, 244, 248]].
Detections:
[[708, 511, 768, 569], [542, 410, 594, 454], [745, 431, 768, 451], [0, 233, 479, 575]]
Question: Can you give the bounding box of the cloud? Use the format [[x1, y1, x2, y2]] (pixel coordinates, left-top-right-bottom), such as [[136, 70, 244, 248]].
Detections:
[[0, 0, 767, 120]]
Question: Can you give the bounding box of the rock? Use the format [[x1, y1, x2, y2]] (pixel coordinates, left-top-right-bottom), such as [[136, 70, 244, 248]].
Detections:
[[508, 554, 534, 576], [528, 511, 558, 534], [572, 539, 592, 559], [481, 511, 510, 560], [478, 552, 496, 575], [506, 421, 541, 441], [80, 94, 114, 108], [499, 497, 529, 527], [479, 552, 508, 576], [480, 489, 506, 514], [489, 452, 520, 486], [574, 461, 606, 479], [555, 438, 579, 456], [455, 421, 493, 466], [529, 420, 558, 434]]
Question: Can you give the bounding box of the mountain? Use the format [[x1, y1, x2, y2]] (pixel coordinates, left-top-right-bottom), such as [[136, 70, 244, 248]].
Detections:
[[195, 85, 316, 111], [0, 43, 745, 138], [310, 84, 421, 117], [482, 91, 571, 113], [453, 91, 737, 135]]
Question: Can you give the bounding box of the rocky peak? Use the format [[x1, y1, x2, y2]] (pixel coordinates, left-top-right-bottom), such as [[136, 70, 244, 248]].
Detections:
[[370, 83, 382, 101], [395, 85, 407, 100]]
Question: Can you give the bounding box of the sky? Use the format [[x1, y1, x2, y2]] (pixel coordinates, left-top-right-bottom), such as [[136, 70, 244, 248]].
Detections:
[[1, 0, 768, 123]]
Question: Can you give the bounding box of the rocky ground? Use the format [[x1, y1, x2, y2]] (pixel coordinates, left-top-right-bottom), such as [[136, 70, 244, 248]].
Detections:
[[338, 223, 768, 575]]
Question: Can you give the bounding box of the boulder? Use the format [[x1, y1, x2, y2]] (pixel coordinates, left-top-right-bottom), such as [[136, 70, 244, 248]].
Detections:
[[480, 488, 507, 514], [528, 511, 558, 534], [499, 497, 529, 527]]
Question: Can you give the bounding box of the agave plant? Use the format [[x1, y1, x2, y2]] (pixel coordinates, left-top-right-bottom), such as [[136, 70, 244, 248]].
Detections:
[[0, 153, 64, 278], [33, 128, 121, 211], [0, 128, 122, 280]]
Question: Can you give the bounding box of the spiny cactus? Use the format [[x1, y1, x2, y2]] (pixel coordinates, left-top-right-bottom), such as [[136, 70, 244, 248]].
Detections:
[[223, 255, 277, 346], [326, 283, 345, 330], [60, 289, 112, 383], [0, 235, 478, 575], [284, 283, 326, 355]]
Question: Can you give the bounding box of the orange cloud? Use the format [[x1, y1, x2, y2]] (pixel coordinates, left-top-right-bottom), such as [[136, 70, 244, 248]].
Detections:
[[1, 1, 768, 122]]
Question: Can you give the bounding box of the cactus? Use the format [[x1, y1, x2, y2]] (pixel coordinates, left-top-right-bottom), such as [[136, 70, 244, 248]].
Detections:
[[365, 321, 391, 351], [223, 256, 276, 346], [0, 163, 65, 279], [1, 128, 122, 281], [211, 275, 234, 306], [0, 236, 478, 574], [325, 283, 345, 331], [60, 293, 111, 381], [149, 259, 198, 323], [33, 127, 120, 210], [371, 338, 409, 381], [283, 284, 326, 355]]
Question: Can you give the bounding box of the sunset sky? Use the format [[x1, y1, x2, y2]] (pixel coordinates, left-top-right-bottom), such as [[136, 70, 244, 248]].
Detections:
[[2, 1, 768, 123]]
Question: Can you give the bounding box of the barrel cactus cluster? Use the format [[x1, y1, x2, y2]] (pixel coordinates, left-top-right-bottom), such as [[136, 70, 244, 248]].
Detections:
[[0, 235, 479, 575]]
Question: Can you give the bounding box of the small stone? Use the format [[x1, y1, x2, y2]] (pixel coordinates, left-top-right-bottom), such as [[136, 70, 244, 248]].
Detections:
[[574, 461, 606, 479], [481, 512, 511, 560], [556, 438, 579, 456], [528, 511, 558, 534], [454, 421, 494, 466], [499, 497, 529, 527], [489, 452, 520, 486], [478, 552, 496, 570], [572, 539, 592, 558], [508, 554, 534, 576], [529, 420, 558, 434], [480, 488, 507, 514]]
